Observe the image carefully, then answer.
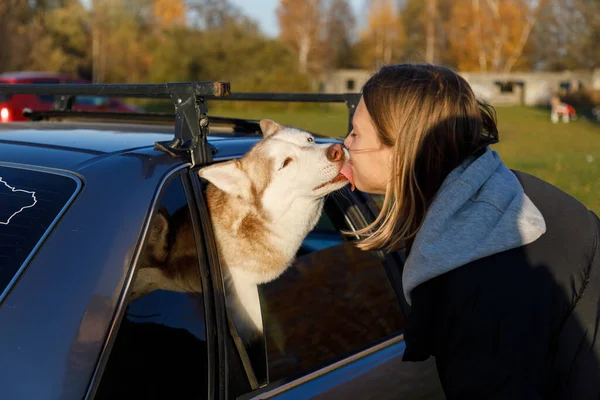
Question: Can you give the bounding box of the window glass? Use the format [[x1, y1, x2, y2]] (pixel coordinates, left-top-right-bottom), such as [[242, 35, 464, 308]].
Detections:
[[0, 165, 79, 296], [369, 193, 384, 211], [95, 173, 208, 399], [259, 193, 404, 382], [31, 79, 60, 103], [74, 96, 110, 107]]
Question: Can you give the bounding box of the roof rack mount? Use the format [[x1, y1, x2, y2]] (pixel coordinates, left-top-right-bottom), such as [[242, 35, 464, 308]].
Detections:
[[0, 81, 231, 166]]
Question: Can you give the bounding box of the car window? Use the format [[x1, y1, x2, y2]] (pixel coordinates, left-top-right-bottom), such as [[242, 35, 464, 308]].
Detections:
[[369, 193, 384, 211], [31, 79, 60, 103], [94, 172, 209, 399], [74, 96, 110, 107], [0, 165, 80, 299], [0, 94, 11, 102], [252, 192, 404, 383]]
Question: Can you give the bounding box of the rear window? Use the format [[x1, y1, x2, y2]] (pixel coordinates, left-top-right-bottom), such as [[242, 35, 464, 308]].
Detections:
[[0, 166, 80, 296]]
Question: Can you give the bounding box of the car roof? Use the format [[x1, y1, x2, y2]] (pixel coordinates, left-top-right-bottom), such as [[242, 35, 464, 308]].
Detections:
[[0, 121, 341, 173]]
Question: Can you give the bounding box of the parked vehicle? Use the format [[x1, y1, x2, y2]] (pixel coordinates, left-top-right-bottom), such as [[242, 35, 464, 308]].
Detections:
[[0, 81, 444, 399], [0, 72, 138, 122]]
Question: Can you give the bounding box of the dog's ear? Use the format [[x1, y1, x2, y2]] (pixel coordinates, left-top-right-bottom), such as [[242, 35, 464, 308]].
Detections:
[[259, 119, 282, 138], [198, 160, 251, 198], [144, 208, 169, 264]]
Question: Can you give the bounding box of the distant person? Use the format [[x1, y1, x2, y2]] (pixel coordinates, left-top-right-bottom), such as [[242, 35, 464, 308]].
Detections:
[[550, 94, 576, 123], [339, 63, 600, 399]]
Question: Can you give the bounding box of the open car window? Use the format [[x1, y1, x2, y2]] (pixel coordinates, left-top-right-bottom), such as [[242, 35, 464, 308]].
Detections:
[[259, 191, 404, 383], [222, 189, 405, 394]]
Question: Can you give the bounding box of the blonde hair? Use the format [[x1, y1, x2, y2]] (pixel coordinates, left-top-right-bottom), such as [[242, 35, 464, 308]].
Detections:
[[352, 64, 499, 253]]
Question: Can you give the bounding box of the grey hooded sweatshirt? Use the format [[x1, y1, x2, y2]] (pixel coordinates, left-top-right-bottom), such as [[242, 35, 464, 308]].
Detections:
[[400, 146, 600, 400], [403, 146, 547, 304]]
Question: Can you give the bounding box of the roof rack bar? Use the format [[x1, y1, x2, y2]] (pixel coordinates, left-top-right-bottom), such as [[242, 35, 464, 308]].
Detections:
[[0, 82, 230, 98], [205, 92, 361, 133], [0, 81, 231, 167], [23, 109, 263, 134], [205, 92, 353, 102]]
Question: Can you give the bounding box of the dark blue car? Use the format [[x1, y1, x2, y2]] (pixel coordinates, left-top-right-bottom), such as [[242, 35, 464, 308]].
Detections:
[[0, 82, 444, 399]]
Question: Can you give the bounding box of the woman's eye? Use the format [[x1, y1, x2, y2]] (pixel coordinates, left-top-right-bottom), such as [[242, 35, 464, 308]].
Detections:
[[279, 157, 293, 170]]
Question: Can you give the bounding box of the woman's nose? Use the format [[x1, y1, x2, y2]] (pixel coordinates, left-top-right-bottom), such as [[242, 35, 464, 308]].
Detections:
[[343, 133, 352, 149], [326, 143, 344, 162]]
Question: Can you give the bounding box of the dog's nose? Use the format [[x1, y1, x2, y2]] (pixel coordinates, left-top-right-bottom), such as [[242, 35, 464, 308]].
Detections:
[[326, 143, 344, 162]]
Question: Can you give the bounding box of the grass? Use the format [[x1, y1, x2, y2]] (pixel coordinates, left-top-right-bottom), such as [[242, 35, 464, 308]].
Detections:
[[207, 104, 600, 215]]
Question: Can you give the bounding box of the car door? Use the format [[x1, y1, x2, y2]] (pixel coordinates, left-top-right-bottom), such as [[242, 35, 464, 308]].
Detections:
[[245, 189, 444, 399], [89, 169, 216, 400], [189, 161, 445, 400]]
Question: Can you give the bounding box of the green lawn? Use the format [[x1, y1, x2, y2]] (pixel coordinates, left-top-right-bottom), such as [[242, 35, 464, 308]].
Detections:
[[208, 104, 600, 215]]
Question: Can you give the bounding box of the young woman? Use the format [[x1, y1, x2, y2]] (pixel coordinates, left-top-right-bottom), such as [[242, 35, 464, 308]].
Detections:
[[341, 63, 600, 399]]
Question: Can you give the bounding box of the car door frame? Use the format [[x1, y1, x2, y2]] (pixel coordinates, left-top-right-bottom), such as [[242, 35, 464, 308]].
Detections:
[[216, 185, 409, 399], [85, 166, 220, 400]]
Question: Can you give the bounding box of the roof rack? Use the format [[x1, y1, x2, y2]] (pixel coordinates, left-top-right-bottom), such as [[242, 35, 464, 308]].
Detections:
[[1, 82, 362, 164], [22, 110, 264, 135], [204, 92, 361, 133], [0, 81, 231, 166]]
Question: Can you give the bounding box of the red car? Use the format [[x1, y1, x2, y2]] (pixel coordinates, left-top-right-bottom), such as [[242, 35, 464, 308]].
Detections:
[[0, 72, 138, 122]]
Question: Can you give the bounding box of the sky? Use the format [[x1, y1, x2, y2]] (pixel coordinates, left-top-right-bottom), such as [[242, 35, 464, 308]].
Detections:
[[79, 0, 366, 37], [230, 0, 364, 37]]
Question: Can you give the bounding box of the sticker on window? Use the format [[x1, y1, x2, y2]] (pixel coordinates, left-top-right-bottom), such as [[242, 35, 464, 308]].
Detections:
[[0, 166, 79, 296]]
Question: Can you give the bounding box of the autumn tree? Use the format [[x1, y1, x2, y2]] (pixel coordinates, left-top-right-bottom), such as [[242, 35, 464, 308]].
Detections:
[[528, 0, 600, 70], [399, 0, 460, 66], [356, 0, 404, 69], [446, 0, 546, 72], [0, 0, 36, 72], [153, 0, 186, 28], [89, 0, 154, 83], [24, 0, 91, 76], [323, 0, 356, 69], [425, 0, 437, 63], [277, 0, 323, 74]]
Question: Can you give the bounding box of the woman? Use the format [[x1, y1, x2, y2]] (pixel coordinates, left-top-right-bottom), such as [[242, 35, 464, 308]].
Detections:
[[341, 63, 600, 399]]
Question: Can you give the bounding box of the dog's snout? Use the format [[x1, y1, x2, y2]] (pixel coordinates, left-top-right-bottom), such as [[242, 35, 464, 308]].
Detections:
[[326, 143, 344, 162]]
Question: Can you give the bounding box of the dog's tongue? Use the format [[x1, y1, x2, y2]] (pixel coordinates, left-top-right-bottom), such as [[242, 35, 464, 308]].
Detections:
[[340, 162, 355, 191]]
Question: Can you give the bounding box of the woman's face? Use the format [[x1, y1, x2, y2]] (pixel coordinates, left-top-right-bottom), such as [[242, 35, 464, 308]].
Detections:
[[343, 97, 393, 194]]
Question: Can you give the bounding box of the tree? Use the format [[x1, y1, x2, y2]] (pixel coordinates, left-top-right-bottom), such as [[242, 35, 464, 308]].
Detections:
[[323, 0, 356, 69], [446, 0, 547, 72], [25, 0, 91, 76], [277, 0, 324, 74], [528, 0, 600, 71], [356, 0, 404, 69], [153, 0, 186, 28], [425, 0, 437, 63], [0, 0, 37, 72]]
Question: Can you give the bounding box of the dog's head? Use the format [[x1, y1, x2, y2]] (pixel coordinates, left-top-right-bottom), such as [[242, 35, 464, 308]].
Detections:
[[198, 119, 350, 217]]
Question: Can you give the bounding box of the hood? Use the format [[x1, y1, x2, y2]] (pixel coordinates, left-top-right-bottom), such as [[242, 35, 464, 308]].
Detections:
[[402, 147, 546, 305]]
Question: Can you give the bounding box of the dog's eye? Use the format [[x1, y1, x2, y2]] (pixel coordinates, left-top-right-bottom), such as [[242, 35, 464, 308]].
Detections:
[[307, 136, 314, 143], [279, 157, 293, 170]]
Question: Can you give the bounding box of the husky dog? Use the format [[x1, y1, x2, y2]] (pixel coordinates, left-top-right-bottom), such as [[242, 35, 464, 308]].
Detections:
[[130, 119, 353, 341]]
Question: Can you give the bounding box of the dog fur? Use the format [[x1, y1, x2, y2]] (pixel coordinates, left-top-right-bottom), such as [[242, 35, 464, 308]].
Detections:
[[130, 119, 350, 342]]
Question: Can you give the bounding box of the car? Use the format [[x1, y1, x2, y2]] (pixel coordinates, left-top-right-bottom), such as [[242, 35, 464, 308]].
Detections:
[[0, 81, 444, 399], [0, 71, 138, 122]]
